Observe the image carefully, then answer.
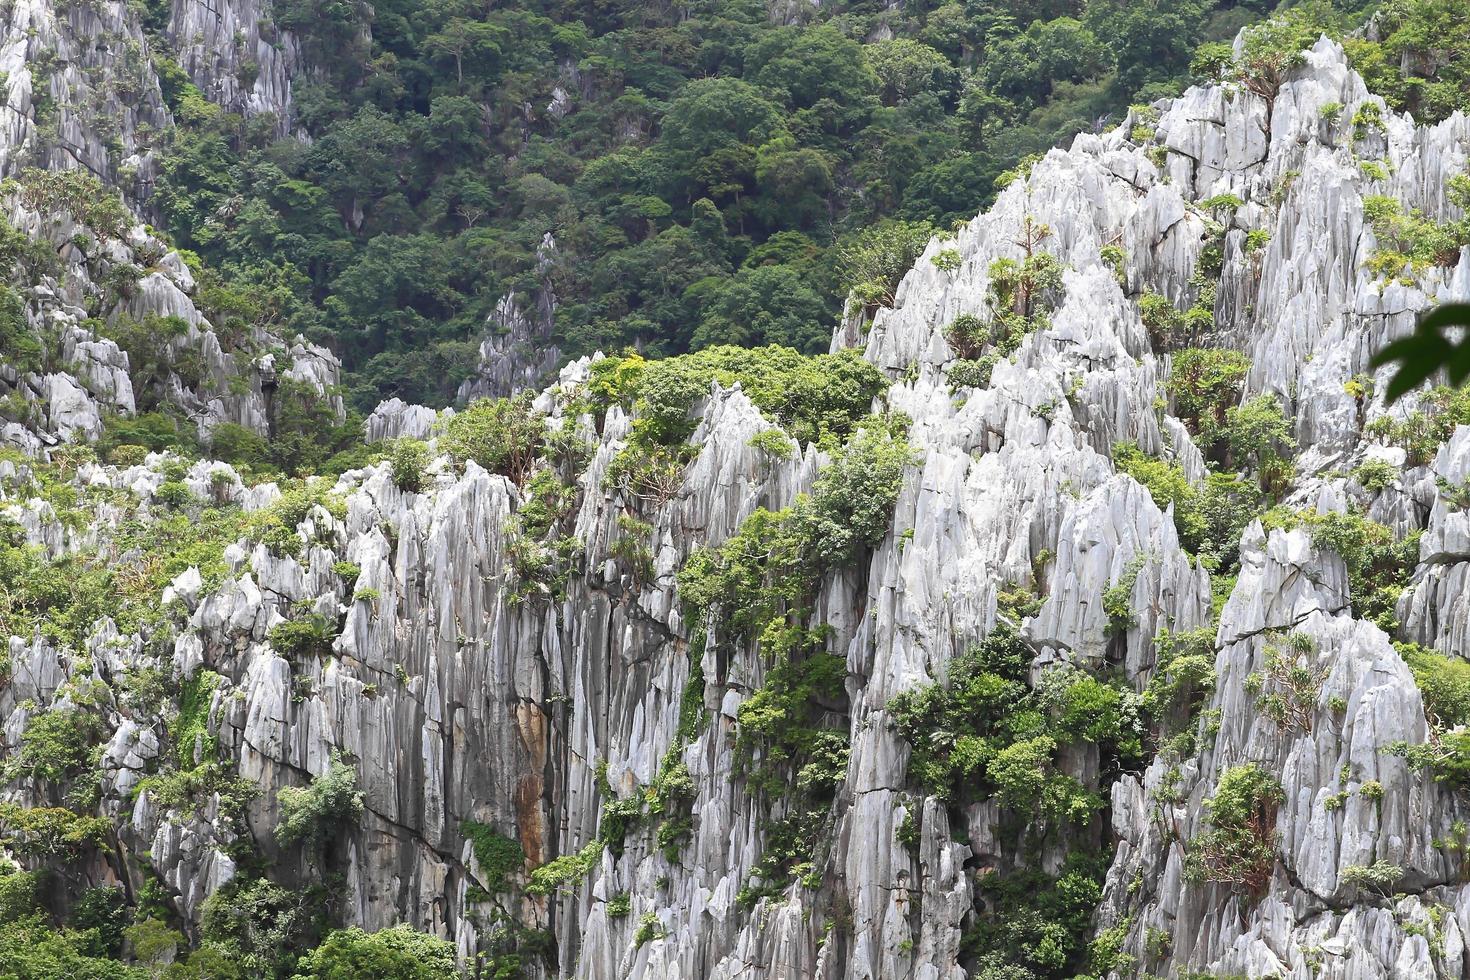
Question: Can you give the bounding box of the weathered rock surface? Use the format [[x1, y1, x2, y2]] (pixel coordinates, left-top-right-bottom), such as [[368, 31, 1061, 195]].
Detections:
[[7, 29, 1470, 980], [166, 0, 303, 131], [457, 235, 564, 403], [0, 0, 342, 452]]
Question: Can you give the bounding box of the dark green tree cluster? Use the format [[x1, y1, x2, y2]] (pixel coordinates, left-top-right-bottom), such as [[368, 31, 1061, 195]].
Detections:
[[144, 0, 1293, 410]]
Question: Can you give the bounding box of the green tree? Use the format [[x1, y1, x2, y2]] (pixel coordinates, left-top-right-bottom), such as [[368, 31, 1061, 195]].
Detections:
[[423, 18, 507, 89], [836, 220, 936, 316], [1225, 394, 1296, 488], [290, 926, 457, 980], [275, 756, 365, 845], [866, 38, 956, 105], [657, 78, 786, 203], [687, 266, 831, 352]]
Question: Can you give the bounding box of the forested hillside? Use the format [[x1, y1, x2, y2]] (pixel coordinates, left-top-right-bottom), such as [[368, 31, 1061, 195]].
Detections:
[[143, 0, 1347, 409], [7, 0, 1470, 977]]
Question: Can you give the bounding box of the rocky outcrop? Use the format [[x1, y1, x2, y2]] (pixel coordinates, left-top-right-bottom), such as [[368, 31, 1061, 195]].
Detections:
[[457, 234, 564, 404], [165, 0, 302, 131], [0, 0, 171, 193], [8, 29, 1470, 980], [0, 0, 342, 455]]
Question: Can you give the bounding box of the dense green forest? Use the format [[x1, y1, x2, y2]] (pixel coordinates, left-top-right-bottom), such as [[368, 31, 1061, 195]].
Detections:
[[147, 0, 1415, 412]]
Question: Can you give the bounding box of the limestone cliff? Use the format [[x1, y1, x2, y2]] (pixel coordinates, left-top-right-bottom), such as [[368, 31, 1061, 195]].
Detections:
[[4, 23, 1470, 980]]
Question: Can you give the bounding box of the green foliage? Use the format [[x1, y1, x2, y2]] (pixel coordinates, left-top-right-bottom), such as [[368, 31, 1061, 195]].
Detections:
[[946, 355, 998, 391], [0, 803, 109, 856], [931, 246, 962, 272], [1199, 193, 1243, 214], [200, 876, 328, 976], [1401, 642, 1470, 729], [801, 427, 914, 566], [1113, 441, 1205, 552], [290, 925, 457, 980], [441, 394, 544, 483], [1339, 861, 1405, 896], [525, 841, 602, 897], [1140, 290, 1184, 349], [1167, 347, 1251, 460], [173, 669, 222, 766], [1186, 763, 1284, 894], [1142, 627, 1218, 742], [7, 707, 104, 785], [10, 168, 130, 242], [0, 869, 42, 921], [1245, 632, 1324, 734], [96, 411, 196, 462], [279, 381, 370, 479], [678, 424, 912, 646], [1346, 0, 1470, 124], [333, 561, 361, 588], [886, 624, 1137, 821], [1088, 916, 1136, 978], [268, 614, 338, 662], [245, 482, 347, 561], [1352, 457, 1400, 494], [605, 892, 631, 918], [136, 761, 258, 819], [748, 429, 794, 460], [1103, 554, 1145, 638], [597, 795, 645, 857], [838, 219, 938, 315], [594, 345, 886, 451], [961, 850, 1113, 979], [133, 0, 1287, 411], [387, 439, 430, 493], [943, 245, 1065, 362], [1224, 394, 1296, 489], [69, 887, 128, 960], [1229, 9, 1326, 108], [275, 756, 364, 845], [124, 918, 184, 975], [1099, 244, 1127, 285], [633, 912, 664, 948], [1360, 188, 1470, 286], [0, 465, 258, 647], [1367, 383, 1470, 461], [1392, 729, 1470, 789], [461, 821, 525, 893], [677, 422, 909, 897], [0, 913, 144, 979], [0, 285, 41, 376], [983, 233, 1065, 357], [503, 467, 583, 601]]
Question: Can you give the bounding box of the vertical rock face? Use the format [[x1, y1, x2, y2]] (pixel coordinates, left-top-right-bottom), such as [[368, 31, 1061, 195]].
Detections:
[[165, 0, 302, 129], [0, 0, 170, 191], [7, 28, 1470, 980], [457, 235, 565, 403]]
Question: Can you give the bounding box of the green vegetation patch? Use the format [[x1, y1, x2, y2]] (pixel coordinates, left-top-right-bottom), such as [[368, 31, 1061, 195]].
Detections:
[[587, 345, 887, 450]]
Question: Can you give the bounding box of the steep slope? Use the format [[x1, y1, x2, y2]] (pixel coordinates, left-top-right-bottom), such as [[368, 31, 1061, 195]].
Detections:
[[0, 0, 342, 458], [5, 24, 1470, 980]]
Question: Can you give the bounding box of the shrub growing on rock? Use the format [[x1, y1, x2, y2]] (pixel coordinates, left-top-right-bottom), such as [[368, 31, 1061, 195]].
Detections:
[[460, 820, 524, 893], [268, 615, 337, 662], [386, 439, 429, 493], [275, 756, 364, 845], [1186, 762, 1284, 894], [441, 394, 544, 484], [1166, 347, 1251, 459]]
